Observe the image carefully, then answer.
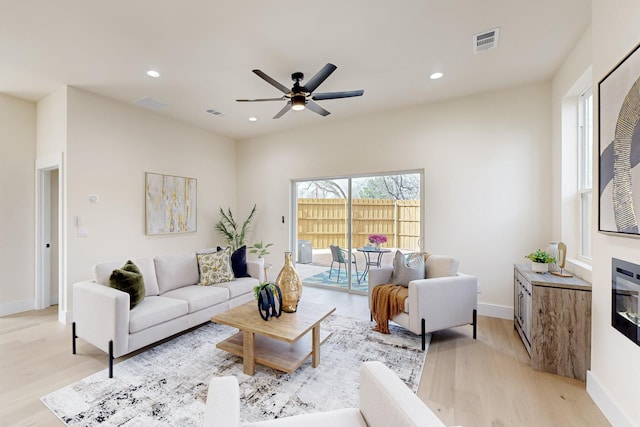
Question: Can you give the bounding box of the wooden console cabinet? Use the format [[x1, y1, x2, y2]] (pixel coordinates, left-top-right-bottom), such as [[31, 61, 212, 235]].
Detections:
[[513, 264, 592, 381]]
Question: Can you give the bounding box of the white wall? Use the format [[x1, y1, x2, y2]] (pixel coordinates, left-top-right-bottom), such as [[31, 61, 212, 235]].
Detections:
[[62, 87, 238, 310], [237, 81, 552, 316], [589, 1, 640, 425], [36, 86, 67, 158], [0, 93, 36, 315]]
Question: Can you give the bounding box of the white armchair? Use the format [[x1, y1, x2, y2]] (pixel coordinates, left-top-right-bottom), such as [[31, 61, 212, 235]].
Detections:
[[204, 361, 447, 427], [368, 255, 478, 350]]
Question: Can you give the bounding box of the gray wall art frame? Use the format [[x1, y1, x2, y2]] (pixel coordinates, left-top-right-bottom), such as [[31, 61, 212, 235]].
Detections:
[[599, 42, 640, 237], [145, 172, 197, 235]]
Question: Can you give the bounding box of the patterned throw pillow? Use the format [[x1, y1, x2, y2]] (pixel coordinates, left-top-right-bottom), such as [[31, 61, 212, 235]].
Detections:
[[109, 260, 145, 309], [197, 247, 234, 286], [390, 251, 425, 286], [216, 245, 250, 278]]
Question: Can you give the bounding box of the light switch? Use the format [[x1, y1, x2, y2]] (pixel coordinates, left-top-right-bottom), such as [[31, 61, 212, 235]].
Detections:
[[78, 227, 89, 237]]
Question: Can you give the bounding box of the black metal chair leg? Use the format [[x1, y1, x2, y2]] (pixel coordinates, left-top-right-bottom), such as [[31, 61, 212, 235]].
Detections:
[[421, 318, 426, 351], [472, 309, 477, 339], [108, 340, 114, 378], [72, 322, 77, 354]]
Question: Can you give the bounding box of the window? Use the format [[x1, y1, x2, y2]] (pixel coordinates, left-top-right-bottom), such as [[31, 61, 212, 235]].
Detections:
[[578, 89, 593, 259]]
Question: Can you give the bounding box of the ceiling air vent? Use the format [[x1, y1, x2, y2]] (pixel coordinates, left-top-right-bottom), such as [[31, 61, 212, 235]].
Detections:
[[206, 109, 224, 117], [473, 28, 500, 53], [134, 97, 168, 111]]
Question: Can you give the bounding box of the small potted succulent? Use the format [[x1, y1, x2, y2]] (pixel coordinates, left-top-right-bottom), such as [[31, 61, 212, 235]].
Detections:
[[525, 249, 556, 273]]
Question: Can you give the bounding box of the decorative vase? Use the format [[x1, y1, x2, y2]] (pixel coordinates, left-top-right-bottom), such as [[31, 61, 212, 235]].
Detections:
[[276, 252, 302, 313], [256, 283, 282, 321], [546, 241, 560, 272], [531, 261, 548, 273]]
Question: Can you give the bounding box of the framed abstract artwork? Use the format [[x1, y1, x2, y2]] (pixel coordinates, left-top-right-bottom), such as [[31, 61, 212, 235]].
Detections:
[[145, 172, 197, 235], [599, 42, 640, 237]]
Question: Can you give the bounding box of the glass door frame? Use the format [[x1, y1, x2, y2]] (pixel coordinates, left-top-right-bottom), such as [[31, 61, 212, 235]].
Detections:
[[290, 169, 425, 295]]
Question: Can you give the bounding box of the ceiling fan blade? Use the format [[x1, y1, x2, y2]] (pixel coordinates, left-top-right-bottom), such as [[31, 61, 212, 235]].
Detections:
[[236, 97, 284, 102], [252, 69, 290, 94], [273, 102, 292, 119], [312, 90, 364, 101], [306, 100, 331, 116], [302, 63, 337, 93]]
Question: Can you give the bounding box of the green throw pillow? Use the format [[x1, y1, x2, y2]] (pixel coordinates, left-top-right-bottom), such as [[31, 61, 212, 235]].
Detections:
[[109, 260, 145, 309]]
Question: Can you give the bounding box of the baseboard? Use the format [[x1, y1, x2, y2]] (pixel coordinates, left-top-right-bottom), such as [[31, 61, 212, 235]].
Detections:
[[478, 302, 512, 320], [587, 370, 636, 427], [0, 298, 35, 317], [59, 309, 73, 325]]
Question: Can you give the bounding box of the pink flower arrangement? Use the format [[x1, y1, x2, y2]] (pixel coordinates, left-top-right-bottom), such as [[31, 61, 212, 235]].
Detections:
[[368, 234, 387, 245]]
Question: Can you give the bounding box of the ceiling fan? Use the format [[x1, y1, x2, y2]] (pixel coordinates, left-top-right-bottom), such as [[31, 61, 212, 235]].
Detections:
[[236, 63, 364, 119]]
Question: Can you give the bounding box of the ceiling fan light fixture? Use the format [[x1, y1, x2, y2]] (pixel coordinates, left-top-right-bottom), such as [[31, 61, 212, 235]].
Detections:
[[291, 95, 306, 111]]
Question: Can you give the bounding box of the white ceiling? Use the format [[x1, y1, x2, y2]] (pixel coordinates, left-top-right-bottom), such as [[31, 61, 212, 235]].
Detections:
[[0, 0, 591, 140]]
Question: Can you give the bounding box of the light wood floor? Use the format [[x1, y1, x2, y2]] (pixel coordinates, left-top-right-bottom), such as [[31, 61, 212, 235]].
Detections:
[[0, 287, 610, 426]]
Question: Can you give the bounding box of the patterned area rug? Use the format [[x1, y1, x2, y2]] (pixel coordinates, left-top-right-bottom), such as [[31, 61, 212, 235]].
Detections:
[[303, 268, 368, 291], [41, 315, 429, 426]]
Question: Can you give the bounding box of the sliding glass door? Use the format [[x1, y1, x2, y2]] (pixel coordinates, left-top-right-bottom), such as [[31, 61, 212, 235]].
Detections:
[[292, 171, 422, 294]]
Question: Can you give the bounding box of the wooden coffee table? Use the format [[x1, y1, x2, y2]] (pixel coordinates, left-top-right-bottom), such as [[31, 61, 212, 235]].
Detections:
[[211, 300, 336, 375]]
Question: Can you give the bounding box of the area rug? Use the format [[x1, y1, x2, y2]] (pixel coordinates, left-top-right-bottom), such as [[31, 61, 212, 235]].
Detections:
[[303, 268, 367, 291], [41, 315, 429, 426]]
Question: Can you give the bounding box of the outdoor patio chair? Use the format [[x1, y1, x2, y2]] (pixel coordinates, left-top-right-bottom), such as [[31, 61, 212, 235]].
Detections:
[[329, 244, 360, 284]]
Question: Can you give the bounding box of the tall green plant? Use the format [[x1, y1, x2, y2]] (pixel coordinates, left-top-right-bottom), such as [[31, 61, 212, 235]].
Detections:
[[214, 204, 257, 251]]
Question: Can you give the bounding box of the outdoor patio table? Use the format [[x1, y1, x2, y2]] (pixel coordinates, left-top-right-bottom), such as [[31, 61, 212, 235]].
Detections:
[[357, 247, 391, 282]]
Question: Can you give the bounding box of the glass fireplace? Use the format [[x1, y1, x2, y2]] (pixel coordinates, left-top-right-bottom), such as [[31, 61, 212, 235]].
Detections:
[[612, 258, 640, 346]]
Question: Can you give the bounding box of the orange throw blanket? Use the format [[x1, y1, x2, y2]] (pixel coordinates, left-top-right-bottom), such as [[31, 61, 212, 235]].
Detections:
[[372, 284, 408, 334]]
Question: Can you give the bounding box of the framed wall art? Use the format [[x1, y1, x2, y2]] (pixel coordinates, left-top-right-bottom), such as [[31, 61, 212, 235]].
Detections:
[[145, 172, 197, 235], [599, 42, 640, 237]]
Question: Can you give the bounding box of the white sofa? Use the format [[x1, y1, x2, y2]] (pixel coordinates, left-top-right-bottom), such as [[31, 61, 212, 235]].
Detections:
[[72, 251, 264, 377], [204, 361, 448, 427], [368, 255, 478, 350]]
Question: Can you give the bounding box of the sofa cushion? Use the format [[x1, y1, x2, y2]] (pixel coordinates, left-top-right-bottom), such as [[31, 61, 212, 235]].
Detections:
[[129, 296, 189, 333], [154, 253, 200, 294], [217, 245, 251, 278], [162, 285, 230, 313], [94, 257, 160, 296], [215, 276, 259, 298], [197, 248, 234, 286], [109, 260, 145, 309], [425, 255, 459, 279], [390, 251, 425, 286]]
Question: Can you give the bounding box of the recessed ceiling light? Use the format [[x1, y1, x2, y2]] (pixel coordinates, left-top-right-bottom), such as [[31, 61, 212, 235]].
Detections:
[[430, 72, 443, 80], [248, 117, 258, 122], [146, 70, 160, 78]]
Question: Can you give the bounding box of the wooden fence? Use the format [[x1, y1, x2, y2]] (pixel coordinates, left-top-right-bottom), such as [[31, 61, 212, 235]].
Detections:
[[297, 198, 421, 250]]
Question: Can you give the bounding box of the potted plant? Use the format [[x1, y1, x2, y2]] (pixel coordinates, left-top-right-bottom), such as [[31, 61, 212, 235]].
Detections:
[[525, 249, 556, 273], [249, 241, 274, 258], [214, 204, 257, 251]]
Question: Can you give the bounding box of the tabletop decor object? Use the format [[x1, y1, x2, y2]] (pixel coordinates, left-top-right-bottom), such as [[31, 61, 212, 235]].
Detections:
[[525, 249, 556, 273], [276, 252, 302, 312], [368, 234, 387, 249], [253, 282, 282, 321]]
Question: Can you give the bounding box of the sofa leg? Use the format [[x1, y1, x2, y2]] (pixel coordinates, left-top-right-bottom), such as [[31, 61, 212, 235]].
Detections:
[[370, 311, 373, 322], [472, 309, 477, 340], [108, 340, 114, 379], [72, 322, 77, 355], [421, 318, 426, 351]]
